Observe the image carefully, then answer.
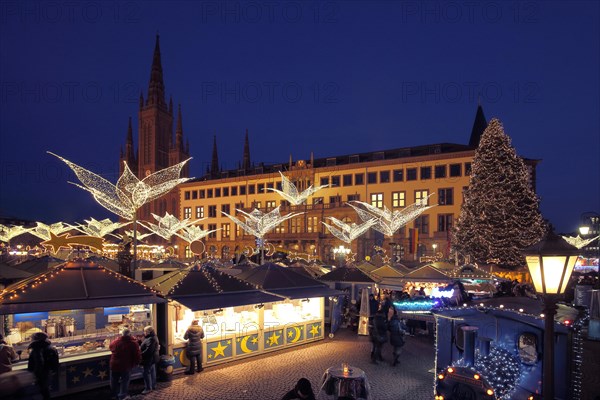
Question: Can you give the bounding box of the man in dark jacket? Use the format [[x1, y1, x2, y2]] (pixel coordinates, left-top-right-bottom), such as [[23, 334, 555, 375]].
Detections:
[[369, 309, 387, 364], [388, 313, 407, 366], [183, 320, 204, 374], [140, 326, 160, 394], [109, 328, 141, 400], [0, 334, 18, 374], [27, 332, 58, 400]]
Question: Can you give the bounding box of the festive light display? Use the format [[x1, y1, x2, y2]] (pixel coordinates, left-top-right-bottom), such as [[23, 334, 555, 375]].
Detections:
[[29, 222, 76, 241], [0, 224, 30, 243], [562, 234, 600, 249], [222, 206, 303, 240], [75, 218, 129, 238], [470, 347, 522, 399], [41, 232, 105, 254], [49, 152, 192, 220], [267, 171, 328, 205], [140, 212, 197, 241], [349, 196, 435, 236], [452, 118, 546, 268], [177, 224, 218, 244], [119, 230, 153, 241], [321, 216, 376, 244]]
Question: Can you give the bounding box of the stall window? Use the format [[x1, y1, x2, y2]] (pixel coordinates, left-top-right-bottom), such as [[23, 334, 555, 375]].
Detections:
[[454, 323, 468, 351], [518, 333, 538, 365]]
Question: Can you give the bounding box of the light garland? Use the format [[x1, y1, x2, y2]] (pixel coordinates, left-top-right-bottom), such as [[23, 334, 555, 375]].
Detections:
[[349, 195, 436, 236], [49, 152, 192, 220], [267, 171, 328, 205], [321, 216, 376, 244]]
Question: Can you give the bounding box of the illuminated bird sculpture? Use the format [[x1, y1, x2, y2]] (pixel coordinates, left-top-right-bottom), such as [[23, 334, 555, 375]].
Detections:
[[267, 171, 328, 205], [349, 194, 436, 236], [0, 224, 31, 243], [562, 234, 600, 249], [76, 218, 129, 238], [140, 212, 198, 241], [177, 225, 219, 244], [29, 222, 77, 241], [322, 217, 377, 244]]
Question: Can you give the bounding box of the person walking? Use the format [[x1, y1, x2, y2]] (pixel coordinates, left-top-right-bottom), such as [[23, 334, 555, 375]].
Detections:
[[281, 377, 316, 400], [183, 320, 204, 375], [27, 332, 59, 400], [0, 334, 18, 374], [140, 326, 160, 395], [388, 313, 407, 366], [369, 309, 388, 364], [109, 328, 141, 400]]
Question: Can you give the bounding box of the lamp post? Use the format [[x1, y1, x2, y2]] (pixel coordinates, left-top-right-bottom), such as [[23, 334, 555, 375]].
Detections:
[[523, 230, 579, 400], [432, 243, 438, 259], [579, 211, 600, 262], [332, 245, 350, 268]]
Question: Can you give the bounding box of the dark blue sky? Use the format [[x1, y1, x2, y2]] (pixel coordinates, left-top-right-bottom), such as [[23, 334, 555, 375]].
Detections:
[[1, 1, 598, 233]]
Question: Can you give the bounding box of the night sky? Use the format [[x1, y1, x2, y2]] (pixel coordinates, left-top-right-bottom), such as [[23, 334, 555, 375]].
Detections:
[[0, 1, 598, 233]]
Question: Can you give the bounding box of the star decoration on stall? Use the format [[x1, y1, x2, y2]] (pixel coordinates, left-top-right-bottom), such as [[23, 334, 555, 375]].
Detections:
[[99, 359, 107, 367], [345, 252, 356, 263], [267, 332, 281, 346], [97, 370, 107, 380], [212, 341, 228, 358], [68, 366, 77, 373], [82, 367, 94, 378], [41, 232, 104, 254], [309, 324, 320, 337], [382, 255, 391, 264], [72, 376, 80, 384]]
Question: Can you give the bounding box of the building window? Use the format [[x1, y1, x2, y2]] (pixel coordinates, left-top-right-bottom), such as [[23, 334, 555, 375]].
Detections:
[[231, 186, 238, 196], [199, 189, 205, 199], [222, 223, 230, 238], [420, 166, 432, 180], [223, 187, 229, 197], [406, 168, 417, 181], [221, 204, 230, 214], [307, 216, 318, 233], [183, 207, 192, 219], [192, 191, 198, 200], [248, 185, 255, 194], [343, 174, 353, 186], [207, 189, 213, 198], [320, 177, 329, 186], [392, 191, 405, 208], [465, 162, 472, 176], [196, 206, 204, 219], [266, 200, 276, 210], [414, 215, 429, 235], [252, 201, 262, 209], [184, 191, 191, 200], [276, 182, 282, 191], [380, 171, 390, 183], [393, 169, 404, 182], [367, 172, 377, 184], [415, 190, 429, 205], [438, 214, 453, 232], [329, 195, 341, 204], [291, 218, 301, 233], [208, 205, 217, 218], [236, 224, 242, 237], [267, 182, 274, 190], [215, 188, 221, 197], [347, 194, 360, 202], [275, 221, 285, 233], [184, 245, 192, 258], [449, 163, 461, 177], [435, 165, 447, 179], [370, 193, 383, 208], [313, 197, 323, 205], [331, 176, 340, 187], [257, 183, 265, 193], [439, 188, 454, 205], [355, 173, 364, 185], [208, 224, 217, 238]]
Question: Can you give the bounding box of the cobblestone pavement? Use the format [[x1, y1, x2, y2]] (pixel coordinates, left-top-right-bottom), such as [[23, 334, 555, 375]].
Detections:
[[60, 329, 436, 400]]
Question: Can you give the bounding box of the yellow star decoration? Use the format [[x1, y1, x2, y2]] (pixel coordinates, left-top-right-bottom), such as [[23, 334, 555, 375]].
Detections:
[[346, 252, 356, 262], [309, 325, 320, 337], [99, 360, 107, 366], [98, 370, 107, 380], [82, 367, 94, 378], [267, 332, 280, 346], [68, 366, 77, 373], [251, 336, 258, 344], [288, 330, 294, 338], [72, 376, 80, 384], [382, 255, 391, 264], [211, 342, 228, 358], [227, 340, 231, 344], [208, 354, 213, 359]]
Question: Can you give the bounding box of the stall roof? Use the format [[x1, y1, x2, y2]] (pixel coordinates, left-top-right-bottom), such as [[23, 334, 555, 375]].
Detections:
[[355, 261, 378, 274], [85, 255, 120, 272], [370, 265, 404, 279], [0, 264, 32, 281], [0, 259, 165, 314], [319, 266, 377, 283], [447, 264, 496, 280], [12, 255, 63, 274], [402, 265, 453, 282], [148, 264, 282, 311], [237, 263, 342, 299]]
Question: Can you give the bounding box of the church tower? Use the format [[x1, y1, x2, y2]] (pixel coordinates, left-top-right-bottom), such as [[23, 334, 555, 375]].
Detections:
[[119, 34, 190, 221]]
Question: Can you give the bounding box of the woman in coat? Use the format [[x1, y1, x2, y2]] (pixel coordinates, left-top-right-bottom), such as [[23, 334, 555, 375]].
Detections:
[[140, 326, 160, 394], [183, 320, 204, 374]]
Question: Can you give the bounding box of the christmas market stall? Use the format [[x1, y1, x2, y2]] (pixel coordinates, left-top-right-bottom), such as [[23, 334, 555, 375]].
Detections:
[[150, 262, 339, 371], [0, 259, 166, 396], [433, 297, 584, 400]]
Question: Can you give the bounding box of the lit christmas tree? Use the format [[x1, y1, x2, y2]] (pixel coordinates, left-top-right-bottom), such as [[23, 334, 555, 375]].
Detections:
[[453, 118, 546, 269]]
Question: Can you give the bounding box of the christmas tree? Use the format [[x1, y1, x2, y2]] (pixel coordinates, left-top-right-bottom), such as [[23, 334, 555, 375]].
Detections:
[[453, 118, 546, 269]]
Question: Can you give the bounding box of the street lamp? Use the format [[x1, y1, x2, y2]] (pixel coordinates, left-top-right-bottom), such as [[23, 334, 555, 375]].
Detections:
[[578, 211, 600, 262], [523, 230, 580, 400], [432, 243, 438, 258], [332, 245, 350, 268]]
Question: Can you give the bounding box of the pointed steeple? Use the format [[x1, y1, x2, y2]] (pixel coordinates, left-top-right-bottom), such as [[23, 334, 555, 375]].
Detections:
[[175, 104, 184, 151], [210, 135, 220, 177], [469, 104, 488, 147], [125, 117, 136, 164], [242, 128, 251, 170], [146, 34, 166, 107], [139, 91, 144, 109]]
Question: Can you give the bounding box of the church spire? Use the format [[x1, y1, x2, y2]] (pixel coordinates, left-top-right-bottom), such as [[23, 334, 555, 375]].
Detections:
[[175, 104, 184, 151], [242, 128, 251, 170], [469, 104, 488, 147], [210, 135, 220, 178], [146, 34, 166, 107]]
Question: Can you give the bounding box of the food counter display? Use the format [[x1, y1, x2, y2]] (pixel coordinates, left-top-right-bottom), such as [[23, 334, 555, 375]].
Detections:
[[168, 297, 325, 369]]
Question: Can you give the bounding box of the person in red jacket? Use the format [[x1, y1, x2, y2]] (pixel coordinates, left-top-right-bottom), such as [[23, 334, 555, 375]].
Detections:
[[109, 328, 141, 400]]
